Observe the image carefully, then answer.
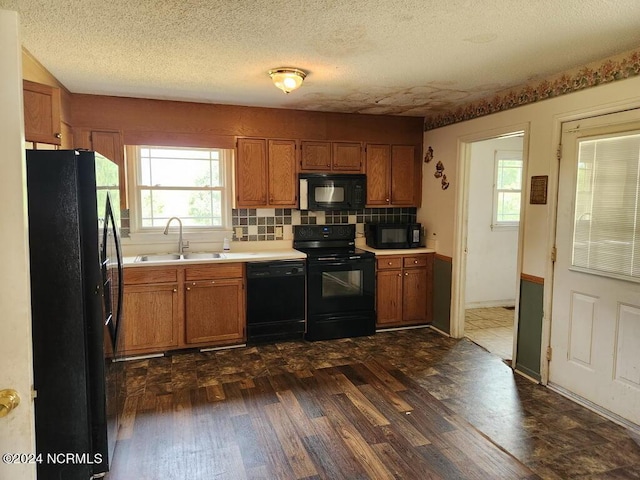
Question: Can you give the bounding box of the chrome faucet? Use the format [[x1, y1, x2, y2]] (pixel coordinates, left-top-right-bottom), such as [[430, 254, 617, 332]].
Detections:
[[163, 217, 189, 254]]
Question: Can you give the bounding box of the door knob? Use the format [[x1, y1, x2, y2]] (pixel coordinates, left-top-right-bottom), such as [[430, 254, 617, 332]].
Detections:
[[0, 389, 20, 418]]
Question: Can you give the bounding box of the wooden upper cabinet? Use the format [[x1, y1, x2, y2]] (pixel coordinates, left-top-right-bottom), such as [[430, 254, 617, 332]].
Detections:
[[23, 80, 61, 145], [332, 142, 363, 171], [366, 144, 420, 207], [236, 138, 268, 206], [91, 130, 127, 210], [366, 144, 391, 205], [390, 145, 416, 206], [236, 138, 297, 208], [300, 141, 363, 172], [60, 122, 74, 149], [301, 141, 331, 171], [268, 139, 297, 205]]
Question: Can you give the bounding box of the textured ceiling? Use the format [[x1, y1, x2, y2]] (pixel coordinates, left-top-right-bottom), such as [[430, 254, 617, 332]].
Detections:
[[3, 0, 640, 118]]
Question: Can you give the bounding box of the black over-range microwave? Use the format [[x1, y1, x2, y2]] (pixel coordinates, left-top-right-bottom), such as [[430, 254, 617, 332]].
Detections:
[[365, 223, 423, 249], [299, 173, 366, 211]]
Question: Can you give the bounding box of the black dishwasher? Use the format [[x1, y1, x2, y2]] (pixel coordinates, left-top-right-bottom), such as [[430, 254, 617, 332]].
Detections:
[[246, 260, 306, 343]]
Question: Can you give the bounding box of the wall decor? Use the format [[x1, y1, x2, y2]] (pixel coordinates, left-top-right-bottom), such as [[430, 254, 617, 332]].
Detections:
[[441, 174, 450, 190], [530, 175, 548, 204], [424, 146, 434, 163], [434, 160, 445, 178]]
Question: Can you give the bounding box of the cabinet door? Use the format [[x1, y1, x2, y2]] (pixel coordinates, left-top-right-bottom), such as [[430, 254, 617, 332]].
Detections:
[[236, 138, 268, 206], [300, 141, 331, 171], [185, 279, 245, 344], [60, 122, 74, 149], [376, 269, 403, 326], [122, 284, 179, 353], [366, 144, 391, 205], [332, 142, 362, 172], [268, 139, 297, 206], [402, 267, 428, 323], [390, 145, 416, 206], [23, 80, 61, 145], [91, 130, 126, 210]]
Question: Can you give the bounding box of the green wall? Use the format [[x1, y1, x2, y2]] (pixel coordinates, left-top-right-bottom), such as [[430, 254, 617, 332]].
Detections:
[[515, 278, 544, 381], [432, 257, 452, 334]]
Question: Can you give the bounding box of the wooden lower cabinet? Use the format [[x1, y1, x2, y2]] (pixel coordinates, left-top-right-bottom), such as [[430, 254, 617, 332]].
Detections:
[[122, 263, 245, 355], [122, 283, 179, 354], [375, 253, 433, 328], [185, 278, 245, 345]]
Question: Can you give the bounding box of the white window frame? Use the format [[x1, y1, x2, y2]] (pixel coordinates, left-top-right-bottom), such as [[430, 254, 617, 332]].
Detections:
[[491, 149, 523, 230], [126, 145, 233, 234]]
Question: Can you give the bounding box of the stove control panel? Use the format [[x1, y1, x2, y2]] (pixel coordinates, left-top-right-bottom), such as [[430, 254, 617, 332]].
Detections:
[[294, 224, 355, 241]]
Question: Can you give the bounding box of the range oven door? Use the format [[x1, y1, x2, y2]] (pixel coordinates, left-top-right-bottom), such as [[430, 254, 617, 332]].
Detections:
[[307, 256, 375, 315]]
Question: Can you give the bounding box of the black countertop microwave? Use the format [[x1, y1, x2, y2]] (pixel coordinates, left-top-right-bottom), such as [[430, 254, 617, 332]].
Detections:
[[365, 222, 423, 249], [299, 173, 366, 211]]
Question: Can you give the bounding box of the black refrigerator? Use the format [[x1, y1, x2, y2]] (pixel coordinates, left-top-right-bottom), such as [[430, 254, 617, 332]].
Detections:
[[26, 149, 124, 480]]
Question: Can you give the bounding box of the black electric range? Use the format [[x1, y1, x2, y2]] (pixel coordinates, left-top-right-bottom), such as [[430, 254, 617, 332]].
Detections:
[[294, 225, 375, 341]]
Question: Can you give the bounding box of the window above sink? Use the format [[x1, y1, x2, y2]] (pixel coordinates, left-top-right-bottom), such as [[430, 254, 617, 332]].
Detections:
[[126, 145, 234, 233]]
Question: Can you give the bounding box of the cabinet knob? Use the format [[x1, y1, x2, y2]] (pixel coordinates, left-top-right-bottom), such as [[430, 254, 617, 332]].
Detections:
[[386, 198, 390, 202], [54, 133, 62, 139], [186, 287, 191, 291], [414, 260, 418, 264], [211, 280, 215, 284], [397, 273, 402, 277], [405, 272, 409, 276], [326, 163, 330, 167], [173, 288, 177, 292]]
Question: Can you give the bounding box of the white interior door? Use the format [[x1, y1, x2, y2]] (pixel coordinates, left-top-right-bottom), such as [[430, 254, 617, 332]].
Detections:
[[550, 109, 640, 426], [0, 9, 37, 480]]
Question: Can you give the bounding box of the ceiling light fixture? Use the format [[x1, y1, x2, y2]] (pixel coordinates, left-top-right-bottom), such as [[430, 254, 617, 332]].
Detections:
[[268, 67, 307, 94]]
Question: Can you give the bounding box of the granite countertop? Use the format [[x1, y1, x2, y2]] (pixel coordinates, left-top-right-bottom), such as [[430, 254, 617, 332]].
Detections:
[[123, 248, 307, 268]]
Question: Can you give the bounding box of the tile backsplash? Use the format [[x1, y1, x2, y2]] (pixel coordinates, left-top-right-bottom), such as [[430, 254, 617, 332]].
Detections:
[[231, 207, 417, 242]]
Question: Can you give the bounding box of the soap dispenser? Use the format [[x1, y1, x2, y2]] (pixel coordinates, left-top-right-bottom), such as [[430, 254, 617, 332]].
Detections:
[[223, 237, 230, 252]]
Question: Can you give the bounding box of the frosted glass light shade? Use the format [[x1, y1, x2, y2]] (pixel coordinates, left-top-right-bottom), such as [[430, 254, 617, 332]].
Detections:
[[268, 68, 307, 94]]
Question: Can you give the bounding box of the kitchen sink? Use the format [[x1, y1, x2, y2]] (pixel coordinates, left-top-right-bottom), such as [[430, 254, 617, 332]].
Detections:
[[135, 252, 225, 262], [137, 253, 182, 262], [183, 252, 223, 259]]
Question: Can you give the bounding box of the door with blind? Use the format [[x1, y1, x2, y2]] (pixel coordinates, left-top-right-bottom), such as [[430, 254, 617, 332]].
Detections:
[[550, 110, 640, 426]]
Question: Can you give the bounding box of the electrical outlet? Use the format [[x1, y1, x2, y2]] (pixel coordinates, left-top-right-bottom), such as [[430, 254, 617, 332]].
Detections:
[[235, 227, 243, 238], [275, 226, 283, 237]]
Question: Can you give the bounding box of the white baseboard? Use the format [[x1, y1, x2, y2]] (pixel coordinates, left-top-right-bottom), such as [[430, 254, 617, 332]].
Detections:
[[116, 352, 165, 362], [376, 324, 430, 333], [200, 343, 246, 353], [465, 300, 515, 309]]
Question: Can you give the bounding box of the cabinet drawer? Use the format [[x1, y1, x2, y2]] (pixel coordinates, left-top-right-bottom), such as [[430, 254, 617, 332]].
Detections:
[[124, 267, 178, 285], [377, 256, 403, 270], [403, 255, 428, 268], [185, 263, 244, 281]]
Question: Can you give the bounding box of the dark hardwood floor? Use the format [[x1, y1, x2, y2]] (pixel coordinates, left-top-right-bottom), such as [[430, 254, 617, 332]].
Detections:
[[109, 328, 640, 479]]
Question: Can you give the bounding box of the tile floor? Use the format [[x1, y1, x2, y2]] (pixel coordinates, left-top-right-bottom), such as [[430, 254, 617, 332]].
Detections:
[[465, 307, 515, 360]]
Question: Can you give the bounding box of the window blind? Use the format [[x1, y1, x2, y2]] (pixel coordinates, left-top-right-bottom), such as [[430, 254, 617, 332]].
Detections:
[[572, 132, 640, 280]]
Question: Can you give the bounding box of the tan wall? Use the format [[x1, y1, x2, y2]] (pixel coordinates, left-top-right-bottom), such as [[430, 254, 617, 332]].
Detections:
[[420, 75, 640, 278], [21, 49, 72, 125]]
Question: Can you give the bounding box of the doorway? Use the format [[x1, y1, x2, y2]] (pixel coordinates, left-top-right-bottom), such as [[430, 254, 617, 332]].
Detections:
[[456, 131, 526, 361]]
